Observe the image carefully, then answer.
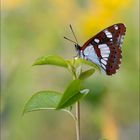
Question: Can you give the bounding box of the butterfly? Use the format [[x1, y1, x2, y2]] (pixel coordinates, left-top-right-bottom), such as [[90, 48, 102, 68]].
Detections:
[[64, 23, 126, 75]]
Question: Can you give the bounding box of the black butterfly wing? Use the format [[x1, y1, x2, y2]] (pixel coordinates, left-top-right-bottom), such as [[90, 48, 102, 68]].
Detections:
[[80, 23, 126, 75]]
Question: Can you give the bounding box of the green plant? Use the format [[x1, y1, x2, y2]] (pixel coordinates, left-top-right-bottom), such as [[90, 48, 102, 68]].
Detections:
[[23, 55, 100, 140]]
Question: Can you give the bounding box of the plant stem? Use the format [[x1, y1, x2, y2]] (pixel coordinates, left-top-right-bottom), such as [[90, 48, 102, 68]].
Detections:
[[72, 59, 81, 140], [75, 101, 81, 140]]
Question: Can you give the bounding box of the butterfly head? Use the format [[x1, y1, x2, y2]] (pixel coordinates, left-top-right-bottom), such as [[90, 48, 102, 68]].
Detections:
[[74, 44, 81, 56], [74, 44, 80, 51]]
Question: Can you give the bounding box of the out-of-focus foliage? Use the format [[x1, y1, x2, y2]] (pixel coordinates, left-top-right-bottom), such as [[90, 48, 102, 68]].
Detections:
[[1, 0, 139, 140]]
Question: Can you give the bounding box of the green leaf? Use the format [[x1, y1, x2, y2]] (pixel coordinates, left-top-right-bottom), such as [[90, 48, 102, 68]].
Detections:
[[57, 79, 81, 109], [23, 91, 62, 114], [66, 60, 77, 77], [76, 66, 82, 78], [57, 80, 88, 109], [33, 55, 68, 68], [79, 69, 95, 80], [75, 58, 101, 72]]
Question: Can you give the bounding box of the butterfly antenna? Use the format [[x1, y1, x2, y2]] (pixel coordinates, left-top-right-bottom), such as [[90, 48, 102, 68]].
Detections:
[[64, 36, 77, 44], [69, 24, 79, 44]]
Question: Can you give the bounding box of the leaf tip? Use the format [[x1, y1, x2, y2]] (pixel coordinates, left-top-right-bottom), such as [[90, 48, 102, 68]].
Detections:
[[80, 89, 90, 94], [32, 63, 36, 66], [21, 107, 27, 117]]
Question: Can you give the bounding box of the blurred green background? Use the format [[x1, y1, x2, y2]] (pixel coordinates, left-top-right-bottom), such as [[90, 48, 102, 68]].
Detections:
[[1, 0, 139, 140]]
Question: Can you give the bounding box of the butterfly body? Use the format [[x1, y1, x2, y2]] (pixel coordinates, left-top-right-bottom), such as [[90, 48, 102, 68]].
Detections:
[[75, 23, 126, 75]]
